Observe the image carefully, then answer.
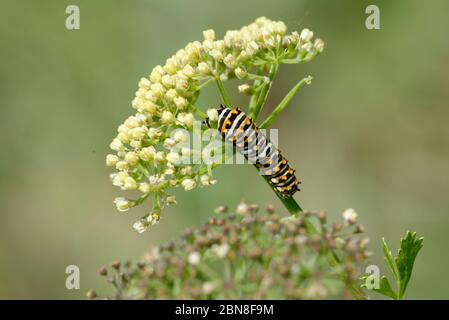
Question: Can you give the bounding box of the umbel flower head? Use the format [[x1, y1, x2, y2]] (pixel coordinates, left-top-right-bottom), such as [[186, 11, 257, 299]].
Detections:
[[106, 17, 324, 232], [90, 204, 369, 300]]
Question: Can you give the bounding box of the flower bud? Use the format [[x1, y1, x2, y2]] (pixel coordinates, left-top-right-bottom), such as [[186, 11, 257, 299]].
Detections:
[[174, 130, 188, 142], [342, 208, 358, 225], [299, 28, 313, 42], [165, 88, 178, 101], [181, 178, 196, 191], [124, 176, 138, 190], [133, 219, 148, 233], [238, 84, 251, 94], [110, 138, 123, 151], [188, 251, 200, 265], [138, 77, 151, 89], [106, 154, 119, 167], [234, 67, 247, 79], [114, 197, 132, 212], [139, 182, 151, 193], [203, 29, 216, 41], [206, 108, 218, 122], [149, 65, 164, 83], [166, 152, 181, 165], [154, 151, 165, 162], [148, 128, 162, 140], [198, 62, 211, 75], [125, 151, 139, 165], [163, 138, 176, 149], [313, 38, 325, 53], [139, 146, 156, 161], [236, 201, 249, 215], [161, 74, 175, 88], [115, 160, 129, 170], [150, 82, 165, 98], [174, 96, 188, 109], [165, 195, 177, 205], [161, 111, 176, 125]]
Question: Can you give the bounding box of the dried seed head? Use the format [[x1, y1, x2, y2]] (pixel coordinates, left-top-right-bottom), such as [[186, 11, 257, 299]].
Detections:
[[111, 260, 121, 270], [86, 289, 97, 300], [96, 202, 367, 300], [97, 267, 108, 276], [266, 204, 275, 214], [214, 205, 228, 214]]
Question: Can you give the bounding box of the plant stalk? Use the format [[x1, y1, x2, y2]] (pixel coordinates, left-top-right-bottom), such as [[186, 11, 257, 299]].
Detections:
[[251, 63, 279, 121], [259, 75, 312, 129], [215, 78, 231, 107]]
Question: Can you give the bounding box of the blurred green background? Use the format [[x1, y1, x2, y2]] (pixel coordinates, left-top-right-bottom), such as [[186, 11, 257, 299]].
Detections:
[[1, 0, 448, 299]]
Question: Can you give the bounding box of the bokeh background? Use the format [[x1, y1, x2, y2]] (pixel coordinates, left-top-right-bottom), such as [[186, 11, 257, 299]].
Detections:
[[1, 0, 448, 299]]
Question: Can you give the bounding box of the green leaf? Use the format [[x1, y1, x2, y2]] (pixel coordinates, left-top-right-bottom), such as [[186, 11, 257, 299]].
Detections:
[[382, 237, 399, 281], [361, 275, 397, 300], [362, 232, 423, 300], [395, 231, 424, 299], [375, 276, 397, 299]]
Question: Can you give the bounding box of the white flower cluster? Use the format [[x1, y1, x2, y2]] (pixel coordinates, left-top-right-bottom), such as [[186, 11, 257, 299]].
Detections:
[[106, 17, 324, 232]]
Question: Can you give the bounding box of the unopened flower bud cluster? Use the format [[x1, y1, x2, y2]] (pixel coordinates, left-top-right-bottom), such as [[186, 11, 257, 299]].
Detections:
[[106, 17, 324, 232]]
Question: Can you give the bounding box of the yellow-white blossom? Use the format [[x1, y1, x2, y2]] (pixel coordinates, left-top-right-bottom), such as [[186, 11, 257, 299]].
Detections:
[[206, 108, 218, 122], [211, 243, 229, 259], [114, 197, 132, 212], [125, 152, 139, 165], [161, 111, 175, 124], [106, 154, 119, 167], [181, 178, 196, 191], [200, 174, 216, 186], [165, 195, 177, 205], [236, 201, 250, 215], [203, 29, 215, 41], [166, 152, 181, 165], [342, 208, 358, 225], [188, 251, 201, 265], [133, 220, 147, 233], [238, 84, 251, 94], [107, 17, 324, 232]]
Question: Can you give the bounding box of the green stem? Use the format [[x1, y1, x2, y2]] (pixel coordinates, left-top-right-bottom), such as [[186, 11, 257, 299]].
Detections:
[[259, 76, 312, 129], [259, 170, 302, 215], [248, 66, 264, 115], [191, 105, 207, 119], [215, 78, 231, 107], [252, 63, 279, 121]]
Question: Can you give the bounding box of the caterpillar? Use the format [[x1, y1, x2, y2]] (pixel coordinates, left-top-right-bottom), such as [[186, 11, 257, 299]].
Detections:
[[205, 105, 301, 198]]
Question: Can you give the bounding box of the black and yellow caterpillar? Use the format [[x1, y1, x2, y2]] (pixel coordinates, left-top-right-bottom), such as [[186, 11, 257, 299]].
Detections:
[[205, 106, 301, 198]]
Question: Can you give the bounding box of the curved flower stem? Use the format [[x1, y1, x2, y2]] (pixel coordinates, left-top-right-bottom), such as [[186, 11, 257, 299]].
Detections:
[[259, 75, 312, 129], [248, 66, 264, 115], [215, 78, 232, 107], [191, 105, 207, 119], [251, 63, 279, 121]]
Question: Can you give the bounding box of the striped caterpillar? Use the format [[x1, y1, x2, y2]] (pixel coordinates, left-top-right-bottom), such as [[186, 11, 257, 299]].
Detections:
[[205, 106, 301, 198]]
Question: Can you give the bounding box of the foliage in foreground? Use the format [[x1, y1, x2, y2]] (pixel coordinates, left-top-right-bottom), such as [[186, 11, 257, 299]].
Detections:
[[363, 231, 424, 300], [90, 203, 369, 299]]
